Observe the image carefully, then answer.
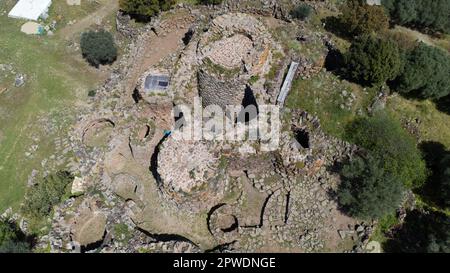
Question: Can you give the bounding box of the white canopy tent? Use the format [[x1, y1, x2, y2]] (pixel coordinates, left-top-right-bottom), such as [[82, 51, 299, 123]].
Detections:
[[8, 0, 52, 21]]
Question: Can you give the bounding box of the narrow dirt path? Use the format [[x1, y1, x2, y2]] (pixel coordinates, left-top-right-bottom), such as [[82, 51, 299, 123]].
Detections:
[[59, 0, 119, 40]]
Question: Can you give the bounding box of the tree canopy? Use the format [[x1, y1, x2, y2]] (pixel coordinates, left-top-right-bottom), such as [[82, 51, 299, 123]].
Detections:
[[382, 0, 450, 34], [393, 43, 450, 99], [344, 34, 402, 86], [119, 0, 175, 21], [337, 154, 405, 220], [80, 30, 118, 68], [344, 112, 427, 189], [290, 3, 313, 21], [339, 0, 390, 37]]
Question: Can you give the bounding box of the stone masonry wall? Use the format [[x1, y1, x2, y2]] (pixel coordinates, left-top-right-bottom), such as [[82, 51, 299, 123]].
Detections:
[[198, 69, 246, 109]]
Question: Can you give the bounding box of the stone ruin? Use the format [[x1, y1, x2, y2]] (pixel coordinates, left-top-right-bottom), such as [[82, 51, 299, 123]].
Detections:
[[34, 4, 377, 253], [197, 13, 273, 110], [156, 131, 228, 212]]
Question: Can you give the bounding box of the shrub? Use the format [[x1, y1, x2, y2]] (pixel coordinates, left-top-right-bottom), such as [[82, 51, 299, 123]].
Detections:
[[87, 90, 97, 97], [119, 0, 175, 21], [394, 43, 450, 99], [339, 0, 389, 37], [345, 112, 427, 188], [290, 4, 312, 21], [0, 221, 32, 253], [198, 0, 223, 5], [337, 154, 405, 220], [344, 35, 402, 86], [22, 171, 74, 218], [80, 30, 117, 67]]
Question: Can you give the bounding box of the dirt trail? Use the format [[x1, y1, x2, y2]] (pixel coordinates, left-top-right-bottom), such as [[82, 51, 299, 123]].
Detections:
[[394, 26, 436, 46], [59, 0, 119, 40]]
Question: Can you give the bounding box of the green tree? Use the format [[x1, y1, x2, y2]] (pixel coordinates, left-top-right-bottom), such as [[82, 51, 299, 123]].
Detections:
[[80, 30, 117, 68], [394, 43, 450, 99], [290, 4, 313, 21], [198, 0, 223, 5], [382, 0, 418, 25], [337, 154, 405, 220], [384, 210, 450, 253], [382, 0, 450, 34], [0, 221, 31, 253], [345, 112, 427, 188], [22, 171, 74, 218], [344, 35, 402, 86], [119, 0, 175, 21], [339, 0, 389, 37]]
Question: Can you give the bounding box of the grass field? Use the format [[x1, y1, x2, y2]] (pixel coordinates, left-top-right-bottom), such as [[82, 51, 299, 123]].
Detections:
[[0, 0, 115, 211], [286, 71, 376, 138]]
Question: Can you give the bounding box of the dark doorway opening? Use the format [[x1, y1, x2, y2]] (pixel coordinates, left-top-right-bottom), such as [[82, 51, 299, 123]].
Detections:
[[294, 128, 310, 149]]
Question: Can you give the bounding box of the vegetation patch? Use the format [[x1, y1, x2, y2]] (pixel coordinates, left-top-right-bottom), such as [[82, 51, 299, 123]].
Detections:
[[286, 71, 371, 138], [22, 171, 74, 218], [80, 30, 118, 67]]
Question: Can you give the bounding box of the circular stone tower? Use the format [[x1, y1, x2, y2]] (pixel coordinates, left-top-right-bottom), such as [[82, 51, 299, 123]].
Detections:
[[197, 13, 272, 110]]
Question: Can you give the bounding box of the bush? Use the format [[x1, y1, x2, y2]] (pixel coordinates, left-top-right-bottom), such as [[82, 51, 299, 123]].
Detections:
[[119, 0, 175, 21], [337, 155, 405, 220], [22, 171, 74, 218], [344, 35, 402, 86], [80, 30, 117, 67], [393, 43, 450, 99], [198, 0, 223, 5], [384, 210, 450, 253], [382, 0, 450, 34], [0, 221, 32, 253], [345, 112, 427, 189], [290, 4, 312, 21], [87, 90, 97, 97], [339, 0, 389, 37]]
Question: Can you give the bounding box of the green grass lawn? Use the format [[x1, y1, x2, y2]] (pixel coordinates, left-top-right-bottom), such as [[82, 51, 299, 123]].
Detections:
[[386, 96, 450, 148], [46, 0, 102, 28], [0, 0, 110, 211]]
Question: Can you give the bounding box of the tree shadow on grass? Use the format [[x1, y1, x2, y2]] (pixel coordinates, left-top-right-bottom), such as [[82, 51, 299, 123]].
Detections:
[[322, 16, 354, 41], [416, 141, 449, 209], [435, 95, 450, 116]]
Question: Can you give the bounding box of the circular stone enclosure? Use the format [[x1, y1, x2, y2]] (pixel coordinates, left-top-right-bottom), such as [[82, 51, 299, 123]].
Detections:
[[158, 134, 220, 193], [82, 119, 115, 147]]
